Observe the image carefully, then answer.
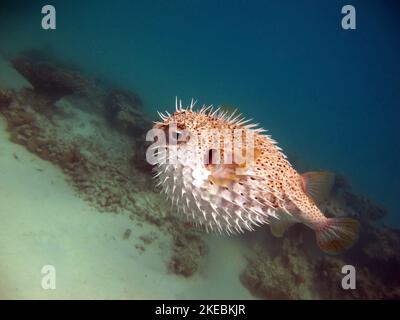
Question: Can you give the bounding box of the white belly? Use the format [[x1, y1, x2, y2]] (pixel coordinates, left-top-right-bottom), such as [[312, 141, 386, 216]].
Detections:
[[155, 157, 278, 234]]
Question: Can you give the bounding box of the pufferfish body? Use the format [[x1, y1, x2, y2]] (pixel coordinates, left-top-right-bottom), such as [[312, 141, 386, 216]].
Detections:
[[151, 100, 359, 254]]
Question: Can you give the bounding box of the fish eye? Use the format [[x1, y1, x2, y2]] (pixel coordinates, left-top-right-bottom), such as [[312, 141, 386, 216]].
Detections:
[[173, 131, 182, 140], [166, 127, 190, 145], [169, 130, 182, 143]]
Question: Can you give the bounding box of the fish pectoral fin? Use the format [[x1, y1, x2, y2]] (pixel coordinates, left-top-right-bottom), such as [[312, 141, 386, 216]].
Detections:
[[208, 164, 240, 187], [233, 147, 261, 169], [300, 171, 335, 204], [270, 218, 295, 238], [207, 147, 257, 187]]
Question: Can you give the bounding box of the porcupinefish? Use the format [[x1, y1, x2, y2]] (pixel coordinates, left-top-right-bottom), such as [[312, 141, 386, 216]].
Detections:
[[149, 99, 359, 254]]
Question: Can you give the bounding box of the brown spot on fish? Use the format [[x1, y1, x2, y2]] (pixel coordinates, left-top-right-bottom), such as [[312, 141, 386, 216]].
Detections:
[[153, 100, 359, 253]]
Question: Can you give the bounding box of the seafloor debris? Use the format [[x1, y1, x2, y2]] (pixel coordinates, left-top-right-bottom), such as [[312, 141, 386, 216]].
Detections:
[[123, 228, 132, 240], [240, 239, 315, 299], [139, 233, 157, 245], [168, 227, 208, 277], [240, 174, 400, 299], [135, 244, 146, 253]]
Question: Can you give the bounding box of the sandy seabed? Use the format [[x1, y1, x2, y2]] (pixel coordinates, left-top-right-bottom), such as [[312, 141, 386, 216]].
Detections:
[[0, 56, 252, 299], [0, 115, 251, 299]]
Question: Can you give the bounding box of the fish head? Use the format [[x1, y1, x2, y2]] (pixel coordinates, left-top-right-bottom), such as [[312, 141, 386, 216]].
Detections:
[[153, 105, 261, 189]]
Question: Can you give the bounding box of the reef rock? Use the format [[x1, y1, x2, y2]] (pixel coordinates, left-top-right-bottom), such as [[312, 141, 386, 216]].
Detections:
[[333, 174, 387, 221], [0, 89, 12, 110], [348, 225, 400, 289], [314, 255, 400, 299], [104, 89, 153, 173], [240, 238, 315, 299], [168, 226, 208, 277], [11, 52, 88, 103], [104, 89, 150, 137], [0, 49, 215, 285]]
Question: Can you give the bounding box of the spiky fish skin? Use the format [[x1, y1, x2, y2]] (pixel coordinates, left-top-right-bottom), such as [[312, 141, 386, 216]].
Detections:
[[153, 101, 327, 235]]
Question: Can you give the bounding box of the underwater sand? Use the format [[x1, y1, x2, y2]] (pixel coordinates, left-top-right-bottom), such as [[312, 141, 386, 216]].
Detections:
[[0, 56, 253, 299], [0, 115, 254, 300]]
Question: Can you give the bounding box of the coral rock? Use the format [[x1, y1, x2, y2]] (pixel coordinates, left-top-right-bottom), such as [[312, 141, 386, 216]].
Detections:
[[12, 53, 87, 103], [0, 89, 12, 110], [240, 240, 315, 299], [104, 89, 151, 137], [168, 228, 207, 277]]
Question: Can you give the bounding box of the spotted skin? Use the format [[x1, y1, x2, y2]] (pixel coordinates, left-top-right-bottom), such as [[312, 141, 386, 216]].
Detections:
[[152, 100, 359, 253]]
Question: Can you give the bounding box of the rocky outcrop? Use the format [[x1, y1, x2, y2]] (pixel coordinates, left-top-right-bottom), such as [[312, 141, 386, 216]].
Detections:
[[104, 89, 150, 136], [240, 238, 315, 299], [11, 53, 87, 103], [168, 228, 208, 277], [1, 52, 208, 279]]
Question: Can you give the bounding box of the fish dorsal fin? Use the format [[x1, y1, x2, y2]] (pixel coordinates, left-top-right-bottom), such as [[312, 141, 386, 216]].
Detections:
[[300, 171, 335, 204]]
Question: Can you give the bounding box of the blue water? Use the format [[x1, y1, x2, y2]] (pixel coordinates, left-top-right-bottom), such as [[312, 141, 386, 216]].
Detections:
[[1, 0, 399, 225]]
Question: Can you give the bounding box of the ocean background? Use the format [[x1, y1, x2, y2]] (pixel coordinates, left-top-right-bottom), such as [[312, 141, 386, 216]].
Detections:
[[0, 0, 399, 299], [1, 0, 399, 225]]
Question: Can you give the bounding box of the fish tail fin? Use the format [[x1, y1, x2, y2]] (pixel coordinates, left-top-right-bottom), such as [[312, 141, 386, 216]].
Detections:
[[316, 217, 360, 254]]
